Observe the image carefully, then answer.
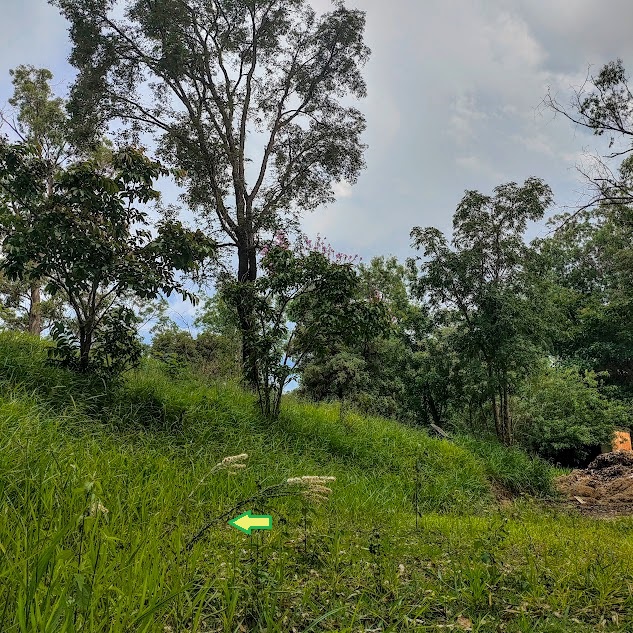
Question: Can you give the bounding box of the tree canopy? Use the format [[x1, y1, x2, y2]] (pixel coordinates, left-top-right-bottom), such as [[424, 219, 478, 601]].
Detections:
[[0, 142, 215, 375], [50, 0, 371, 385]]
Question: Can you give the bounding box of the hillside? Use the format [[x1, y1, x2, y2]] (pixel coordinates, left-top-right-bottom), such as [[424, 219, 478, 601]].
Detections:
[[1, 333, 633, 632]]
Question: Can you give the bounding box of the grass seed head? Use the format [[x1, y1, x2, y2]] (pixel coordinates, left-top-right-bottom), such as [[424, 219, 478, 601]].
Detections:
[[215, 453, 249, 472], [220, 453, 248, 465], [87, 500, 109, 516], [286, 475, 336, 504]]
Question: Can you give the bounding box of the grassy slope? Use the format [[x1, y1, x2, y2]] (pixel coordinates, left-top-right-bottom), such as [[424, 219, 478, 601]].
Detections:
[[0, 333, 632, 632]]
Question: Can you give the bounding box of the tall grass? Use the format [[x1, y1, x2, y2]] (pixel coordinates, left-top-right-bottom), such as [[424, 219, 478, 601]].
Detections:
[[0, 332, 632, 631], [454, 434, 554, 496]]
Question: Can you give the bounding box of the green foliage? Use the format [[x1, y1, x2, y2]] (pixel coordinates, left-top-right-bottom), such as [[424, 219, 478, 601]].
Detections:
[[513, 364, 627, 464], [222, 240, 388, 417], [150, 329, 241, 381], [151, 330, 199, 372], [52, 0, 372, 388], [4, 332, 633, 632], [538, 204, 633, 395], [454, 434, 553, 496], [409, 178, 555, 443], [0, 271, 65, 332], [0, 65, 75, 336], [546, 59, 633, 208], [0, 142, 215, 378], [46, 307, 144, 380], [52, 306, 144, 379], [0, 331, 105, 411], [6, 65, 68, 155], [301, 350, 368, 400], [297, 256, 423, 422]]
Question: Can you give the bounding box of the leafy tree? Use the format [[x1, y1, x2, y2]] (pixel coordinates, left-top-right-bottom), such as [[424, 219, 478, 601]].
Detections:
[[409, 178, 555, 444], [0, 66, 73, 334], [194, 293, 242, 342], [537, 203, 633, 394], [295, 255, 464, 427], [50, 0, 371, 387], [300, 350, 368, 402], [0, 272, 65, 333], [0, 142, 215, 377], [404, 326, 461, 427], [222, 237, 387, 417], [150, 323, 241, 380], [297, 257, 401, 415], [545, 59, 633, 211], [513, 363, 627, 465], [193, 293, 243, 378]]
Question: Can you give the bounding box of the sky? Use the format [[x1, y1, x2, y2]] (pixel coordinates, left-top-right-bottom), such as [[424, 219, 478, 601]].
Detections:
[[1, 0, 633, 332]]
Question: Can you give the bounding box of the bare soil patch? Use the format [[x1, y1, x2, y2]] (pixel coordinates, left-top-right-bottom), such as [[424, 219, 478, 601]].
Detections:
[[554, 451, 633, 517]]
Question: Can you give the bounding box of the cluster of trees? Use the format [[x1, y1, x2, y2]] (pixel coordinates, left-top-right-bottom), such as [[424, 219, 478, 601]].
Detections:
[[0, 0, 632, 463]]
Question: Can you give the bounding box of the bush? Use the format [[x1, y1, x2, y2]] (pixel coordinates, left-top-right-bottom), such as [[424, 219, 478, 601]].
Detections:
[[513, 365, 629, 465], [109, 374, 188, 430], [149, 329, 240, 380], [0, 331, 107, 411], [150, 330, 199, 375]]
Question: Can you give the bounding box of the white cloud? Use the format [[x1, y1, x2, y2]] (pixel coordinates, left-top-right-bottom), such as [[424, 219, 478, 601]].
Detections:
[[455, 155, 504, 182], [510, 132, 557, 158], [448, 93, 488, 144], [332, 180, 354, 198], [2, 0, 633, 267], [485, 11, 547, 70]]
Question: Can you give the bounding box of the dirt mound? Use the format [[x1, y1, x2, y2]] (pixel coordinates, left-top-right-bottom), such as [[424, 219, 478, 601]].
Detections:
[[556, 451, 633, 505]]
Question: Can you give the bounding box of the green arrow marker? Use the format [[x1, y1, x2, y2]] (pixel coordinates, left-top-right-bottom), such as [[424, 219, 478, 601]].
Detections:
[[228, 510, 273, 535]]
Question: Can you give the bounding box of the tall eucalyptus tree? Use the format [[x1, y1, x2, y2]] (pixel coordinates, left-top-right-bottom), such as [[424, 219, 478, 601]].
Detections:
[[50, 0, 371, 384]]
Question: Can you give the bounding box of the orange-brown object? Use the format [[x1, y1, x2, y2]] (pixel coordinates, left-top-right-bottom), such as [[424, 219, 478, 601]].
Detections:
[[613, 429, 632, 452]]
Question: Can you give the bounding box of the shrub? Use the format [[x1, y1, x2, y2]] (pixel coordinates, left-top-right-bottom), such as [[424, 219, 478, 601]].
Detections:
[[455, 434, 554, 496], [150, 329, 241, 380], [513, 365, 629, 464]]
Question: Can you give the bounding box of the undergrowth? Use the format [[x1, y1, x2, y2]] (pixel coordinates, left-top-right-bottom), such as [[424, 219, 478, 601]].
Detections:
[[0, 332, 631, 632]]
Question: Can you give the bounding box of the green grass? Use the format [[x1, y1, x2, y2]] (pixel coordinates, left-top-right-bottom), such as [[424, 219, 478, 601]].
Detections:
[[453, 434, 554, 497], [0, 332, 632, 632]]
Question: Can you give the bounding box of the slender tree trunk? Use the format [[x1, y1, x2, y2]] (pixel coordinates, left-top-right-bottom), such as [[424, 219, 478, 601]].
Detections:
[[236, 230, 259, 390], [496, 382, 513, 446], [26, 172, 53, 338], [498, 386, 506, 445], [27, 283, 41, 336], [491, 394, 501, 440], [487, 361, 503, 441], [425, 393, 442, 426], [502, 381, 512, 445], [468, 398, 473, 432], [78, 324, 93, 373]]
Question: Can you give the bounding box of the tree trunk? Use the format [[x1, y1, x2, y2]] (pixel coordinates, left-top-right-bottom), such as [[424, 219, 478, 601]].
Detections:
[[425, 393, 443, 426], [27, 283, 42, 336], [502, 381, 512, 445], [496, 382, 513, 446], [487, 361, 503, 441], [26, 172, 53, 338], [491, 394, 501, 441], [498, 386, 506, 445], [236, 231, 259, 390], [78, 325, 93, 373]]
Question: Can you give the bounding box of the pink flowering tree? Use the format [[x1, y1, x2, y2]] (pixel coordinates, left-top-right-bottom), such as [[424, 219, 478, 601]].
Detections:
[[221, 234, 387, 418]]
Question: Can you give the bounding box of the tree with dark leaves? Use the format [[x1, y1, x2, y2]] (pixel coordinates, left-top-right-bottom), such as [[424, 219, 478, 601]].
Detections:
[[0, 142, 215, 377], [50, 0, 371, 387]]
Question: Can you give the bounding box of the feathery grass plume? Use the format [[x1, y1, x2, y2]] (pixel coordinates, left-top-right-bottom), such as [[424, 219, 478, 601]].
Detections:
[[286, 475, 336, 504], [187, 453, 249, 502], [213, 453, 248, 474]]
